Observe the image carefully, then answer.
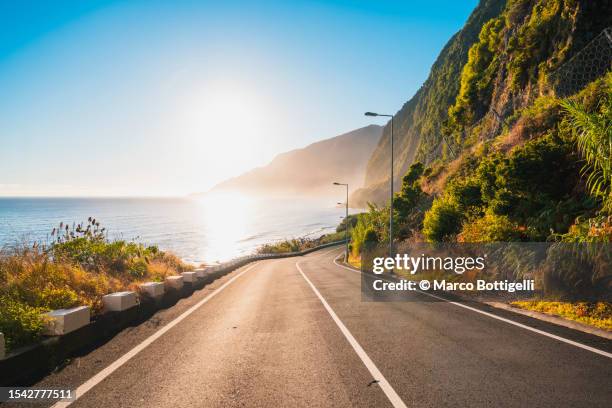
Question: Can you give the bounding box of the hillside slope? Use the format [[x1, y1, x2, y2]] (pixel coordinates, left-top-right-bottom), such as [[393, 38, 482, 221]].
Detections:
[[352, 0, 506, 206], [209, 125, 382, 197], [349, 0, 612, 248], [352, 0, 612, 207]]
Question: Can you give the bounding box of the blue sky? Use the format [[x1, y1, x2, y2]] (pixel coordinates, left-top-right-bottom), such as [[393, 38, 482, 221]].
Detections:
[[0, 0, 477, 196]]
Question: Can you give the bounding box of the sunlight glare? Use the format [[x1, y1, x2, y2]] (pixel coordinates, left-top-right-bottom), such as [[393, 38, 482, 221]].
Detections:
[[195, 191, 255, 262], [169, 78, 280, 192]]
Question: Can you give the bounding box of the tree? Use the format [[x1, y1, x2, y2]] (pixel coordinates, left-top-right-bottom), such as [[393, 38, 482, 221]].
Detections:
[[394, 162, 425, 223], [561, 89, 612, 212]]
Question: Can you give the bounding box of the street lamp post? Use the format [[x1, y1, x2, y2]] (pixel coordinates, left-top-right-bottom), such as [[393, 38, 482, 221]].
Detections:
[[365, 112, 394, 258], [333, 182, 349, 261]]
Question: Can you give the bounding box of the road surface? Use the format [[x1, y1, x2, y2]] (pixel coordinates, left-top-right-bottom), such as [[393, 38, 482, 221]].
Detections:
[[22, 246, 612, 407]]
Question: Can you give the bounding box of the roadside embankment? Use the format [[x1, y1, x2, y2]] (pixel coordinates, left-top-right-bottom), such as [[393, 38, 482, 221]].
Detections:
[[0, 240, 343, 386]]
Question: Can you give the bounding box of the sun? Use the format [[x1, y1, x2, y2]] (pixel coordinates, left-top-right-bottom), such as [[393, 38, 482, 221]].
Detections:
[[197, 85, 270, 170], [169, 78, 278, 190]]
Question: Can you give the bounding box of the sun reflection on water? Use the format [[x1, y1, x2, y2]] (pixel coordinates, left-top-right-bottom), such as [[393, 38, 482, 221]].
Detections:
[[193, 192, 254, 263], [0, 195, 345, 267]]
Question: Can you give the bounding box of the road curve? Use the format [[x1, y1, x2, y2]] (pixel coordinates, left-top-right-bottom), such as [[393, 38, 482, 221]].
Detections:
[[20, 246, 612, 408]]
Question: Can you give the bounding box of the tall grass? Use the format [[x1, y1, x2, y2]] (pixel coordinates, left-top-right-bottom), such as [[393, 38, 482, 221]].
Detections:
[[256, 231, 345, 254], [0, 218, 191, 352]]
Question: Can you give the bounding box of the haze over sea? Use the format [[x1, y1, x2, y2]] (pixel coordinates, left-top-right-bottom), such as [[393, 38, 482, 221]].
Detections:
[[0, 194, 346, 264]]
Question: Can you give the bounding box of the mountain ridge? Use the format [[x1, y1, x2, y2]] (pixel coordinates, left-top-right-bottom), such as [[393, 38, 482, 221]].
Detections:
[[206, 125, 382, 198], [351, 0, 506, 207], [352, 0, 611, 207]]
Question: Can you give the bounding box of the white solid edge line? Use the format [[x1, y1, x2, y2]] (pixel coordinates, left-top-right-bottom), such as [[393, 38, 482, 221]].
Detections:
[[332, 256, 612, 360], [52, 262, 261, 408], [295, 261, 408, 408]]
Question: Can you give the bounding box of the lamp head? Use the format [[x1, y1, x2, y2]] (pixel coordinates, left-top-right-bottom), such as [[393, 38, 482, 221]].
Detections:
[[364, 112, 378, 117]]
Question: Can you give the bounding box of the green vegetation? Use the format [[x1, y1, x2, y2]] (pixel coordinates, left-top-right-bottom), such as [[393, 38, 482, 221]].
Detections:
[[448, 16, 504, 131], [511, 300, 612, 330], [447, 0, 581, 139], [348, 1, 611, 328], [356, 0, 506, 193], [394, 162, 428, 234], [350, 206, 385, 257], [336, 214, 358, 233], [354, 73, 611, 246], [422, 196, 463, 242], [256, 239, 313, 254], [350, 65, 610, 308], [359, 0, 611, 204], [352, 162, 431, 254], [320, 231, 347, 244], [458, 213, 522, 242], [425, 131, 593, 241], [561, 81, 612, 213], [505, 0, 577, 90], [0, 218, 191, 352], [256, 230, 346, 254]]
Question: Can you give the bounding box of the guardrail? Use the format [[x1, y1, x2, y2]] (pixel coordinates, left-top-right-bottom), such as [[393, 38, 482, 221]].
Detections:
[[0, 240, 344, 386]]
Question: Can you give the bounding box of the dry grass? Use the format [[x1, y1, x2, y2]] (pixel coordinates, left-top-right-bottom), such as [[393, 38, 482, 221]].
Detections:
[[495, 121, 531, 153], [256, 232, 344, 254], [511, 300, 612, 330], [0, 245, 191, 312], [421, 148, 476, 195], [347, 253, 362, 269], [0, 242, 192, 351]]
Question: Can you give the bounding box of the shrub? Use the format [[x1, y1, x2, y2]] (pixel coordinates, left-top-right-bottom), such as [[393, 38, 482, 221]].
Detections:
[[336, 215, 358, 233], [257, 237, 324, 254], [447, 177, 484, 214], [506, 0, 576, 89], [448, 16, 504, 129], [0, 296, 47, 352], [422, 197, 463, 242], [458, 213, 523, 242], [363, 229, 379, 249], [394, 162, 428, 233], [350, 204, 388, 256], [0, 218, 191, 351], [38, 287, 80, 310], [511, 300, 612, 330], [538, 239, 612, 299], [320, 231, 347, 244], [561, 216, 612, 243]]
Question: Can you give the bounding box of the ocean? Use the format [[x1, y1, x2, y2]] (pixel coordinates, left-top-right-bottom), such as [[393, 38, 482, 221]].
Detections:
[[0, 194, 348, 264]]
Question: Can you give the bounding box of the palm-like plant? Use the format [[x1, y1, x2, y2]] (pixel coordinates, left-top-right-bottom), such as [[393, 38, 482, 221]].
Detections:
[[561, 89, 612, 213]]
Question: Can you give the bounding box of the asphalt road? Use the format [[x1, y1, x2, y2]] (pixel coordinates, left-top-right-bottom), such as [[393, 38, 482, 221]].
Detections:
[[21, 246, 612, 407]]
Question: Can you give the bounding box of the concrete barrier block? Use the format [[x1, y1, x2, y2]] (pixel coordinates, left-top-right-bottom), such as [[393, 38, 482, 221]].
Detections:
[[194, 268, 207, 278], [43, 306, 90, 336], [165, 275, 184, 290], [102, 291, 137, 312], [0, 332, 5, 359], [181, 271, 197, 283], [139, 282, 164, 299]]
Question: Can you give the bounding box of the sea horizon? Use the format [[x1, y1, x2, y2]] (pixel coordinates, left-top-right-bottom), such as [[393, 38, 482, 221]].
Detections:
[[0, 195, 348, 264]]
